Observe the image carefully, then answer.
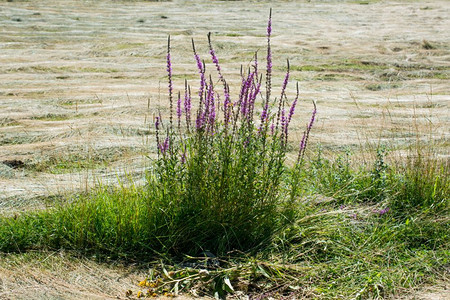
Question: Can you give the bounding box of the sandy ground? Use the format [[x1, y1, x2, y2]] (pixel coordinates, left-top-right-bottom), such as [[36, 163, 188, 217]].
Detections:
[[0, 0, 449, 298]]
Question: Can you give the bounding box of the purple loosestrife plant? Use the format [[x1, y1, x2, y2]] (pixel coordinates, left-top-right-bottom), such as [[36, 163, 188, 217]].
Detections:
[[152, 9, 317, 254]]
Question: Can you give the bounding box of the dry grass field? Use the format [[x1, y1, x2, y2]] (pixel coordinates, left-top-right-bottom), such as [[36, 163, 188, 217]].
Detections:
[[0, 0, 448, 298]]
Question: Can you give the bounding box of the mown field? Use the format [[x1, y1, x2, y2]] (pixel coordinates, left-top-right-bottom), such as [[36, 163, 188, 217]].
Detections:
[[0, 0, 448, 299]]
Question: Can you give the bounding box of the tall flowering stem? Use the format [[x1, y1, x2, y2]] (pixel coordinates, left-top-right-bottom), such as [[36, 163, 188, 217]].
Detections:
[[196, 89, 205, 131], [259, 101, 269, 134], [276, 59, 290, 133], [280, 108, 287, 146], [192, 39, 206, 104], [176, 91, 182, 131], [184, 80, 191, 132], [208, 32, 231, 129], [207, 76, 216, 133], [208, 32, 223, 81], [180, 144, 187, 164], [253, 52, 259, 83], [284, 82, 299, 143], [167, 36, 173, 129], [265, 8, 272, 106], [297, 101, 317, 164], [241, 71, 255, 119], [259, 8, 272, 153], [249, 74, 262, 126], [159, 136, 170, 155], [155, 116, 161, 156], [224, 84, 231, 127], [287, 82, 299, 125]]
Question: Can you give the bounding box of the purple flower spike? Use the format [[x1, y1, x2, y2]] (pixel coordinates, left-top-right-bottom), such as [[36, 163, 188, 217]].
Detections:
[[284, 82, 299, 140], [208, 32, 232, 130], [258, 103, 269, 135], [207, 83, 215, 130], [159, 136, 169, 155], [308, 104, 317, 131], [211, 48, 220, 70], [299, 132, 306, 154], [196, 113, 204, 131], [281, 108, 287, 137], [177, 91, 182, 121], [276, 60, 290, 131], [288, 83, 299, 125], [208, 32, 223, 81], [155, 116, 161, 156], [197, 81, 213, 132], [248, 79, 261, 122], [223, 84, 231, 126], [260, 104, 269, 124], [155, 116, 160, 130], [297, 101, 317, 164], [237, 75, 247, 110], [241, 71, 255, 118], [192, 39, 206, 101], [266, 8, 272, 103], [280, 60, 290, 101], [167, 36, 173, 127]]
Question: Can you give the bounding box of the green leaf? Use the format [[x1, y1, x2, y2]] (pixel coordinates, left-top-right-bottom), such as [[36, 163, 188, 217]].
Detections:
[[258, 265, 271, 279], [214, 277, 226, 299]]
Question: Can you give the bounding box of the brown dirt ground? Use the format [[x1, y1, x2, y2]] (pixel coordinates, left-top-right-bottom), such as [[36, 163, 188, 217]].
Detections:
[[0, 0, 449, 298]]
